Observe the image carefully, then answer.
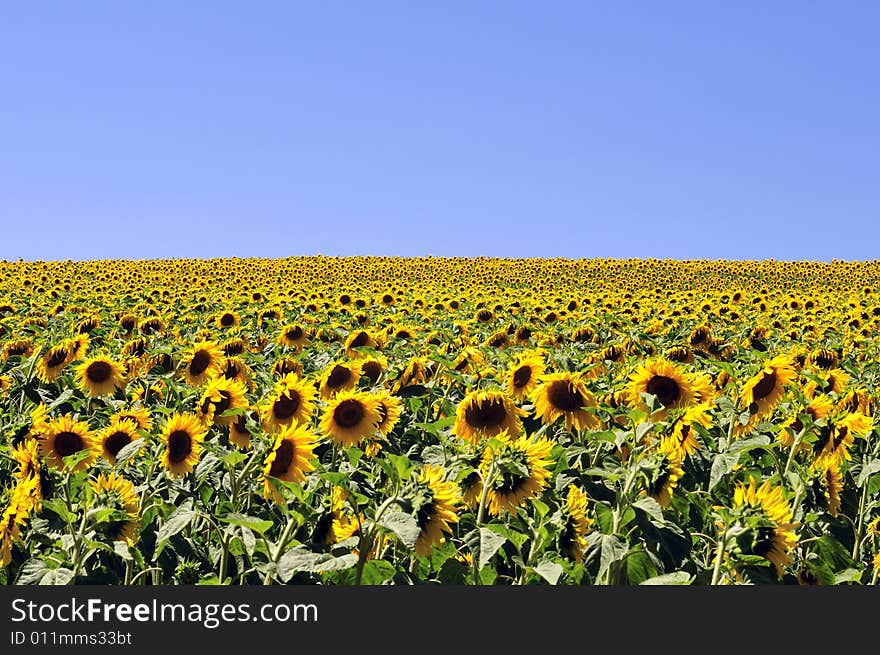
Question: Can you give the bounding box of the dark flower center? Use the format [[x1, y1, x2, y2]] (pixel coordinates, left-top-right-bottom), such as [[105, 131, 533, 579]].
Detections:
[[464, 397, 508, 429], [86, 361, 112, 383], [220, 313, 235, 326], [105, 431, 131, 457], [54, 431, 84, 457], [326, 365, 352, 388], [167, 430, 193, 463], [47, 348, 68, 368], [189, 350, 212, 376], [269, 439, 295, 476], [513, 366, 532, 389], [286, 326, 303, 341], [547, 380, 583, 411], [361, 361, 382, 384], [272, 391, 301, 420], [751, 370, 778, 401], [646, 375, 681, 406], [349, 332, 370, 348], [333, 399, 365, 429]]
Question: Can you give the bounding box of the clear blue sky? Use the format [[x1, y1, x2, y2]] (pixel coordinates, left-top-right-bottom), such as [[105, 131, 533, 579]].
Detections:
[[2, 2, 878, 262]]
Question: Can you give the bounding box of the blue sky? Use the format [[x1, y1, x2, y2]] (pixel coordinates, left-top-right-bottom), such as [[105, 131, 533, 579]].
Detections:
[[1, 2, 878, 261]]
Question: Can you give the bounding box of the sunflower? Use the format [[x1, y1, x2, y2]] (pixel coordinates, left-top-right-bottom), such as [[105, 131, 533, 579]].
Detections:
[[90, 473, 140, 544], [2, 338, 33, 361], [39, 415, 96, 472], [804, 368, 850, 398], [36, 342, 71, 383], [261, 373, 317, 432], [228, 412, 255, 450], [627, 358, 695, 419], [453, 389, 522, 445], [532, 372, 600, 433], [220, 356, 252, 387], [0, 489, 30, 567], [74, 355, 126, 397], [358, 354, 387, 386], [739, 354, 797, 421], [272, 356, 303, 378], [277, 323, 308, 350], [112, 407, 153, 432], [197, 377, 248, 426], [67, 334, 90, 362], [180, 341, 224, 386], [411, 465, 461, 557], [778, 395, 834, 449], [262, 423, 319, 504], [312, 487, 361, 546], [215, 310, 240, 329], [345, 329, 377, 357], [160, 413, 207, 477], [731, 478, 798, 577], [662, 404, 712, 459], [10, 439, 41, 482], [559, 485, 592, 562], [644, 441, 684, 508], [319, 361, 361, 399], [812, 457, 842, 516], [392, 356, 432, 392], [99, 418, 142, 465], [812, 412, 873, 464], [506, 352, 545, 401], [320, 390, 382, 447], [481, 431, 554, 516]]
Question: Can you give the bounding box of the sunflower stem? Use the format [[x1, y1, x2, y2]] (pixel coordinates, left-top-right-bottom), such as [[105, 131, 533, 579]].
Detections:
[[710, 527, 731, 586], [852, 480, 869, 561], [472, 461, 498, 585], [263, 518, 297, 585], [783, 426, 807, 479]]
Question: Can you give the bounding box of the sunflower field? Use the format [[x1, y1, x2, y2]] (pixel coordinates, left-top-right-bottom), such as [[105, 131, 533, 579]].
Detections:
[[2, 257, 880, 586]]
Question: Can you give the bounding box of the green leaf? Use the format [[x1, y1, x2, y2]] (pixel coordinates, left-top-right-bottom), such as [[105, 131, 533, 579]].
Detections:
[[620, 550, 659, 584], [358, 560, 396, 585], [220, 512, 273, 536], [534, 559, 564, 585], [153, 502, 195, 560], [640, 571, 693, 585], [41, 498, 75, 523], [476, 527, 507, 570], [857, 459, 880, 487], [378, 510, 420, 548], [486, 523, 529, 549], [46, 388, 75, 411], [114, 438, 145, 467], [15, 559, 49, 585], [728, 435, 771, 453], [40, 568, 75, 585], [597, 534, 627, 581], [221, 450, 248, 467], [633, 496, 664, 522], [832, 568, 863, 585], [277, 547, 358, 581], [595, 502, 614, 534], [113, 541, 132, 562], [709, 452, 739, 490], [62, 448, 93, 470]]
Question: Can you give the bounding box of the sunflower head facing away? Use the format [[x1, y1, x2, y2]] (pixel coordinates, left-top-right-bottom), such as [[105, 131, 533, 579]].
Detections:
[[558, 485, 593, 562], [90, 473, 140, 545], [480, 431, 555, 516], [403, 465, 461, 557], [730, 478, 798, 578]]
